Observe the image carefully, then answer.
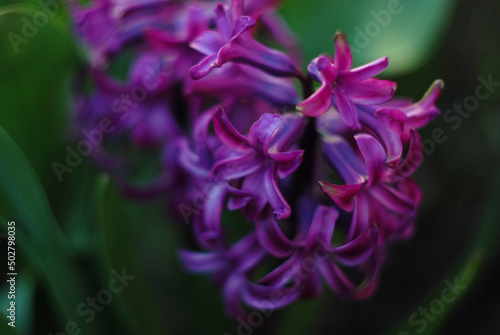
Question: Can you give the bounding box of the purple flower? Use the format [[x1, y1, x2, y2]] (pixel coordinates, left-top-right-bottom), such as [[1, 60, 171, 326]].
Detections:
[[376, 79, 444, 143], [319, 132, 423, 243], [211, 108, 305, 220], [70, 0, 444, 317], [189, 0, 302, 79], [297, 33, 396, 129]]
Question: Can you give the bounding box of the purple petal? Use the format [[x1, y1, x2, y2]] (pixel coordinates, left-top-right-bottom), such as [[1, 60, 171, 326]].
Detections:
[[256, 212, 298, 257], [318, 260, 355, 294], [190, 54, 219, 79], [215, 3, 233, 41], [211, 153, 262, 181], [332, 227, 377, 266], [319, 181, 364, 212], [189, 31, 225, 55], [248, 113, 282, 152], [322, 135, 368, 184], [333, 89, 361, 129], [179, 250, 225, 273], [264, 166, 291, 219], [269, 113, 306, 152], [230, 16, 256, 42], [304, 205, 338, 250], [242, 282, 300, 310], [269, 150, 304, 179], [213, 107, 251, 151], [227, 185, 253, 210], [358, 108, 403, 165]]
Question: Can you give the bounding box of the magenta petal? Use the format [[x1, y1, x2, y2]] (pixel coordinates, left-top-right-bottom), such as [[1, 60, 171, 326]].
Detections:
[[343, 78, 396, 106], [319, 181, 364, 212], [309, 56, 338, 83], [355, 133, 388, 184], [297, 84, 333, 117], [269, 150, 304, 179], [264, 166, 291, 219], [374, 107, 408, 134], [343, 57, 389, 82], [332, 227, 377, 266], [248, 113, 282, 152], [358, 109, 402, 165], [405, 79, 444, 119], [395, 129, 423, 179], [333, 89, 360, 129], [256, 213, 298, 257], [370, 184, 414, 214], [213, 108, 251, 151], [333, 32, 352, 71]]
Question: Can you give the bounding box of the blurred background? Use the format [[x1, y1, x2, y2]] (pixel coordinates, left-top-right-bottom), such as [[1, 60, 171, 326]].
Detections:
[[0, 0, 499, 334]]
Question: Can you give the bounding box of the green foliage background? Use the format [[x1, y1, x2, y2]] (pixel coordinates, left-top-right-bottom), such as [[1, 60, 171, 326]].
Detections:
[[0, 0, 499, 334]]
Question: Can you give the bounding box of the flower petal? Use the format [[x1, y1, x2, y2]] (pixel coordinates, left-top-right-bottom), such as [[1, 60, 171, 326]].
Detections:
[[248, 113, 282, 152], [333, 89, 361, 129], [213, 107, 251, 151], [319, 181, 364, 212], [264, 166, 291, 219], [297, 84, 333, 117], [342, 57, 388, 82], [269, 150, 304, 179], [256, 212, 298, 257], [333, 32, 352, 71], [211, 153, 262, 181], [332, 227, 377, 266], [354, 133, 388, 184], [342, 78, 396, 106]]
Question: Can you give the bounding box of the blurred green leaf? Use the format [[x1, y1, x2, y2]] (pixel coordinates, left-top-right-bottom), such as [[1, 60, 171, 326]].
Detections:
[[0, 127, 99, 333], [280, 0, 455, 75], [0, 310, 20, 335], [0, 271, 35, 335], [98, 176, 166, 334], [0, 2, 79, 205]]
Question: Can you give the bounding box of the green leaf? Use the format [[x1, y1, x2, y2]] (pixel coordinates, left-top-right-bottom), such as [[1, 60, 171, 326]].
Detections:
[[280, 0, 455, 75], [0, 127, 99, 333], [98, 176, 167, 334]]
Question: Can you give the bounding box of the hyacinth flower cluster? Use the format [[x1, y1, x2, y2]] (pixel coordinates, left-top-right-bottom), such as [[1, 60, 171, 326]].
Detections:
[[71, 0, 443, 317]]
